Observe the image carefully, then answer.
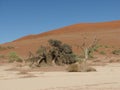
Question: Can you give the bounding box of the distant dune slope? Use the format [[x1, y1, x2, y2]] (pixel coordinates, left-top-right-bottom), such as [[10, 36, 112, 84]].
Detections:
[[1, 20, 120, 57]]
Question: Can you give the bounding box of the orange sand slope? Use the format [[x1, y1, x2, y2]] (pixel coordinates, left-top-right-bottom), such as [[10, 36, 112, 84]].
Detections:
[[1, 20, 120, 57]]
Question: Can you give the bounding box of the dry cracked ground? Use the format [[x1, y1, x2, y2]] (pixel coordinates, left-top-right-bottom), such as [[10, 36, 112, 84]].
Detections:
[[0, 63, 120, 90]]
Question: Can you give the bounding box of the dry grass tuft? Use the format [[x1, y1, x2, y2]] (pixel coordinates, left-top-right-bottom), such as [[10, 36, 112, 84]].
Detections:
[[18, 70, 29, 75], [67, 62, 96, 72], [67, 63, 79, 72]]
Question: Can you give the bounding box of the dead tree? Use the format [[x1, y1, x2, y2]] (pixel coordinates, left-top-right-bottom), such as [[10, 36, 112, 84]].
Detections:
[[80, 36, 99, 61]]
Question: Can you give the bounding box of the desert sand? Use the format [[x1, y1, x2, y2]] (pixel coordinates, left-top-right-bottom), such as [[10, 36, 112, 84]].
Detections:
[[0, 63, 120, 90], [0, 21, 120, 90]]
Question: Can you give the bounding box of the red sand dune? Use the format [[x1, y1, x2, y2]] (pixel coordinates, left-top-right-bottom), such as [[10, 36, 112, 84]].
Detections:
[[0, 20, 120, 57]]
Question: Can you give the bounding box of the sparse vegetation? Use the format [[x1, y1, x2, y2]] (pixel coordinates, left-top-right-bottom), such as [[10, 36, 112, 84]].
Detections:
[[112, 49, 120, 55], [7, 46, 15, 49], [0, 46, 14, 51], [80, 37, 100, 60], [8, 52, 22, 63], [104, 45, 109, 48], [99, 51, 106, 55], [27, 39, 77, 67], [0, 46, 6, 51], [67, 63, 96, 72], [67, 63, 79, 72], [0, 54, 5, 58]]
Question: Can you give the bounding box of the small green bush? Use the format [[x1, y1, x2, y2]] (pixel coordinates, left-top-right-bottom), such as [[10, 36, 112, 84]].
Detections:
[[86, 44, 100, 59], [99, 45, 103, 47], [0, 54, 5, 58], [104, 45, 109, 48], [112, 50, 120, 55], [99, 51, 106, 55], [0, 46, 14, 51], [7, 46, 15, 49], [8, 52, 22, 63], [0, 46, 7, 51]]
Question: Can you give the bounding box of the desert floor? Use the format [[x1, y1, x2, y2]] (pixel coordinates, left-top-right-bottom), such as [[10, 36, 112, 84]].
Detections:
[[0, 63, 120, 90]]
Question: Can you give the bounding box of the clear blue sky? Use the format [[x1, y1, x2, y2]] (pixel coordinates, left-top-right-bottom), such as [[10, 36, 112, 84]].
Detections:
[[0, 0, 120, 44]]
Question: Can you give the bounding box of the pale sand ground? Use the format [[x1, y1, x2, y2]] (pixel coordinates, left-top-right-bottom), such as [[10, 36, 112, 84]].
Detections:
[[0, 63, 120, 90]]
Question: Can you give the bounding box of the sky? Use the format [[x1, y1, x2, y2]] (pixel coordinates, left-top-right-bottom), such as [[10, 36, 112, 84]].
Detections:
[[0, 0, 120, 44]]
